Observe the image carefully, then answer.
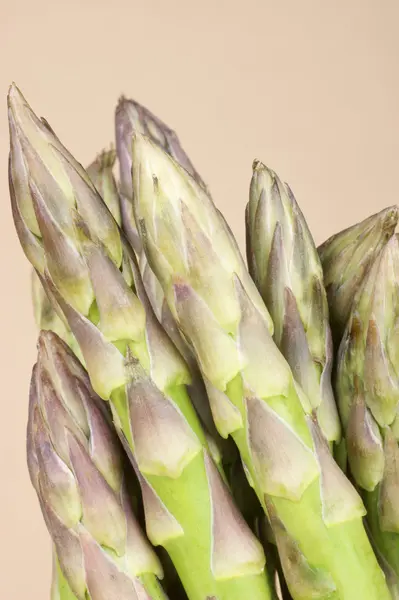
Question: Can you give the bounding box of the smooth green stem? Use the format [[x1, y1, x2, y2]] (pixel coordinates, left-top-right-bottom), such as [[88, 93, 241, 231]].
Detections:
[[111, 387, 273, 600], [227, 377, 391, 600]]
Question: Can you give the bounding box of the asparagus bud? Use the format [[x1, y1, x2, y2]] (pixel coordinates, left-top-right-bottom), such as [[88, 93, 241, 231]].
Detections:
[[116, 94, 234, 464], [115, 97, 205, 253], [318, 206, 398, 344], [336, 236, 399, 594], [27, 331, 166, 600], [246, 162, 341, 444]]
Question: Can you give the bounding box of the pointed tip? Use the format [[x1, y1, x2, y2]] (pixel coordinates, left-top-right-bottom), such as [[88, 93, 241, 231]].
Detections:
[[38, 327, 65, 346], [7, 82, 28, 114], [8, 81, 20, 101], [88, 147, 116, 171], [284, 285, 299, 314], [381, 204, 399, 225], [377, 205, 399, 244], [116, 95, 147, 117], [115, 95, 139, 122], [115, 94, 130, 115], [251, 160, 282, 195], [252, 159, 276, 177], [369, 205, 398, 238], [37, 329, 56, 355], [252, 158, 266, 171], [116, 94, 141, 111], [37, 329, 70, 368]]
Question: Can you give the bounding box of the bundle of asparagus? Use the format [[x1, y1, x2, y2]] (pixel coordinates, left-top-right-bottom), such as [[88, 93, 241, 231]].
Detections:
[[7, 83, 399, 600]]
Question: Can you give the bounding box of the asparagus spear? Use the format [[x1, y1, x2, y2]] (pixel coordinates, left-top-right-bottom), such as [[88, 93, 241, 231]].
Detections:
[[131, 132, 391, 600], [246, 162, 341, 445], [116, 95, 235, 465], [318, 207, 398, 346], [335, 235, 399, 597], [28, 331, 167, 600], [9, 84, 274, 600], [115, 95, 206, 367]]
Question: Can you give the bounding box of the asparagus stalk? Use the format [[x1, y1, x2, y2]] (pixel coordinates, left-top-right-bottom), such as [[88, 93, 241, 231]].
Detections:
[[131, 132, 391, 600], [246, 162, 341, 445], [116, 95, 235, 465], [9, 84, 274, 600], [318, 207, 398, 346], [28, 331, 167, 600], [335, 235, 399, 597]]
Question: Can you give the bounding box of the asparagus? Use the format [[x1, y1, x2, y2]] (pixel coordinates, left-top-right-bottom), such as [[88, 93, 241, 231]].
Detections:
[[335, 235, 399, 596], [318, 207, 398, 345], [131, 132, 391, 600], [114, 95, 206, 365], [115, 95, 206, 253], [116, 95, 235, 465], [9, 84, 274, 600], [246, 162, 341, 445], [28, 331, 167, 600]]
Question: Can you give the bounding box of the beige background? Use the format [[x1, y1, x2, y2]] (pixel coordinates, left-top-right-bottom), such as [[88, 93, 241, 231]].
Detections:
[[0, 0, 398, 596]]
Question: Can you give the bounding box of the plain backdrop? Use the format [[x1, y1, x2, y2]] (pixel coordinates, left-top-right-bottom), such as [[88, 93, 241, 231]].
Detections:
[[1, 0, 399, 597]]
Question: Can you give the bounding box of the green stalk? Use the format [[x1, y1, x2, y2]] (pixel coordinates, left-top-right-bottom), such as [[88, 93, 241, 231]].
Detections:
[[335, 235, 399, 597], [245, 161, 341, 445], [131, 132, 391, 600], [9, 84, 274, 600], [28, 332, 167, 600], [115, 95, 233, 465]]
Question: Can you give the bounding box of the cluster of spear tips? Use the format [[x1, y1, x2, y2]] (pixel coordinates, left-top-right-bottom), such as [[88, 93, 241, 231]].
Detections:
[[7, 82, 399, 600]]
